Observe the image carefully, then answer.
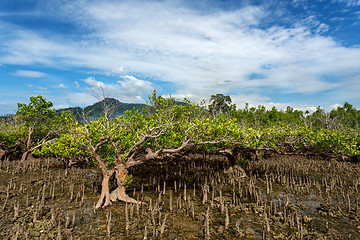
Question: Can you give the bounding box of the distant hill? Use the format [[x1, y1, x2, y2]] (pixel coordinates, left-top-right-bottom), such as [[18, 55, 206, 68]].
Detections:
[[56, 98, 147, 121]]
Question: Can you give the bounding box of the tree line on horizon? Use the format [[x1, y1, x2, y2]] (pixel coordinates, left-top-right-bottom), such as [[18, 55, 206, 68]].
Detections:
[[209, 93, 360, 130], [1, 93, 360, 129]]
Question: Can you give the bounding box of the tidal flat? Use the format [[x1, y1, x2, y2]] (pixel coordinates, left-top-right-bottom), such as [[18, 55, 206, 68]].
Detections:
[[1, 154, 360, 239]]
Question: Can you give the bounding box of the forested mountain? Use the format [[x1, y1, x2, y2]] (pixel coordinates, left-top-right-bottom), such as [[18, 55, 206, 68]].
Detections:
[[56, 98, 146, 121]]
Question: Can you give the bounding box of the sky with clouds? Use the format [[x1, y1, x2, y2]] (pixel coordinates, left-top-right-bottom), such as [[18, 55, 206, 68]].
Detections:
[[0, 0, 360, 114]]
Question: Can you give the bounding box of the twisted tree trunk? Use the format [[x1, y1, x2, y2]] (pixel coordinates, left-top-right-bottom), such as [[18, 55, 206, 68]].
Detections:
[[109, 165, 140, 204], [94, 151, 116, 209], [94, 140, 192, 209], [95, 164, 141, 209], [95, 173, 113, 209]]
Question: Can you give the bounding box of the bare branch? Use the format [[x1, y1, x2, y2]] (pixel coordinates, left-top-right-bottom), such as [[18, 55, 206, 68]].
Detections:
[[162, 139, 191, 154], [29, 138, 57, 152], [126, 138, 193, 168], [90, 86, 116, 122], [93, 137, 112, 153], [127, 124, 170, 158]]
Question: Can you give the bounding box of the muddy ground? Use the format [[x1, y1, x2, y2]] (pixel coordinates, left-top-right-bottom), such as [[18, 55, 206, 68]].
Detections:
[[1, 154, 360, 239]]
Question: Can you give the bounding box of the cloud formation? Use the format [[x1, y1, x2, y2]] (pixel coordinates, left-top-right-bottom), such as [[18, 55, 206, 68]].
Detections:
[[0, 0, 360, 110], [12, 70, 46, 78], [53, 83, 68, 88], [65, 75, 154, 106], [27, 84, 47, 90]]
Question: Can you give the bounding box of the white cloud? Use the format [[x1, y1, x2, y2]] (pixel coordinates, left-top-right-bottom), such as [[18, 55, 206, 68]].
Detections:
[[316, 23, 330, 33], [163, 91, 204, 103], [329, 103, 342, 110], [53, 83, 68, 88], [81, 75, 153, 103], [117, 75, 153, 96], [53, 104, 71, 109], [85, 77, 105, 89], [332, 0, 360, 7], [74, 81, 80, 88], [12, 70, 46, 78], [65, 2, 358, 96], [111, 66, 124, 74], [66, 92, 97, 107], [27, 84, 47, 90]]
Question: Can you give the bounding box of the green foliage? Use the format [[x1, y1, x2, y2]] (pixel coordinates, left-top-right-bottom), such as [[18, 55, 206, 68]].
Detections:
[[13, 96, 75, 160], [17, 95, 55, 124], [209, 94, 233, 115], [329, 102, 360, 129], [0, 118, 21, 153], [122, 175, 133, 187], [12, 93, 360, 167]]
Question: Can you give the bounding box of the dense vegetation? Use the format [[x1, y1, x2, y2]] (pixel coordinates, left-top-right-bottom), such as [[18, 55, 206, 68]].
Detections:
[[1, 92, 360, 209]]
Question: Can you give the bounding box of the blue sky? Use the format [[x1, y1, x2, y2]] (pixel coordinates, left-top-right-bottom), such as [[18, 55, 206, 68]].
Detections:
[[1, 0, 360, 114]]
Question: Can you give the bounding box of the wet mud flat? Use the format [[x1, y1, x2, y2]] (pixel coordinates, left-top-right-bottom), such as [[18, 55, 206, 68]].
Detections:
[[1, 155, 360, 239]]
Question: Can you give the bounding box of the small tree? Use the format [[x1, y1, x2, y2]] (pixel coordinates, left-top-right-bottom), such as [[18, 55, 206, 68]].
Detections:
[[38, 91, 252, 209], [48, 92, 195, 208], [330, 102, 360, 129], [209, 94, 233, 116], [41, 92, 227, 208], [16, 95, 58, 161]]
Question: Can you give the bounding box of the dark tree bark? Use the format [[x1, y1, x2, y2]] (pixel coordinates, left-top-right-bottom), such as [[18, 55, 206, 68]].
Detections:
[[0, 149, 7, 160], [219, 149, 247, 178]]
